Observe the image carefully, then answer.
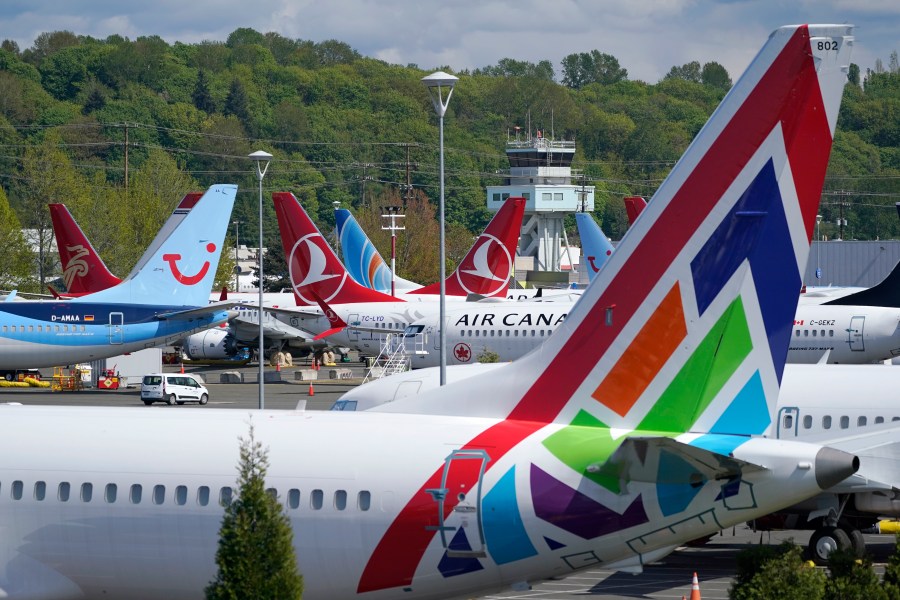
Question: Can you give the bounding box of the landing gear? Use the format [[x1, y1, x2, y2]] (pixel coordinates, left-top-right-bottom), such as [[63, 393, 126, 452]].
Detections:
[[808, 522, 865, 565]]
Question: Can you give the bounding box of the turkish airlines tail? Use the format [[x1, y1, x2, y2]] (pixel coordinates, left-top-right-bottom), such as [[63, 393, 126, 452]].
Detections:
[[272, 192, 398, 305], [409, 196, 525, 298]]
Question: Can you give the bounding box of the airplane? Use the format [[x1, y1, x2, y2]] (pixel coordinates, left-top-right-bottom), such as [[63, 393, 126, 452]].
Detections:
[[574, 212, 615, 280], [335, 207, 420, 294], [0, 184, 238, 369], [0, 24, 857, 599], [48, 203, 122, 297], [623, 196, 647, 226]]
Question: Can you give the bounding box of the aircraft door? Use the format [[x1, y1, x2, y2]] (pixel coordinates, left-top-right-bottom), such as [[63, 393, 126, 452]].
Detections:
[[776, 407, 799, 438], [848, 316, 865, 351], [425, 449, 489, 558], [108, 312, 124, 344], [347, 313, 360, 341]]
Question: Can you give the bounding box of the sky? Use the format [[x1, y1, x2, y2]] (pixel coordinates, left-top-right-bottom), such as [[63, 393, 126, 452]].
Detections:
[[1, 0, 896, 83]]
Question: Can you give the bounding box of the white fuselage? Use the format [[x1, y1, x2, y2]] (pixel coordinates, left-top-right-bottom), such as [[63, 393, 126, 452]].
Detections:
[[0, 405, 840, 600]]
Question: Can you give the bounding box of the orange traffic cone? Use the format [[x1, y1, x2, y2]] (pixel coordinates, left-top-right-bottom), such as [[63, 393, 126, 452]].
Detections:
[[180, 362, 184, 374], [276, 362, 281, 372], [308, 382, 315, 396], [689, 572, 701, 600]]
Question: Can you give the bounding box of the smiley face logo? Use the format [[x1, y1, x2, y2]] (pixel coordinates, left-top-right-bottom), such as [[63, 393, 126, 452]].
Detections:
[[163, 242, 216, 285], [455, 234, 512, 297], [288, 234, 347, 304]]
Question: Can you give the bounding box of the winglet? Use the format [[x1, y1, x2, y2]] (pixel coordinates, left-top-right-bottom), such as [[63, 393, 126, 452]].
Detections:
[[309, 291, 349, 340], [410, 196, 525, 298]]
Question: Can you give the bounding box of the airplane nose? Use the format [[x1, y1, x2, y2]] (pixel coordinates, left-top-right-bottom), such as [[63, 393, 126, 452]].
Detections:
[[815, 447, 860, 490]]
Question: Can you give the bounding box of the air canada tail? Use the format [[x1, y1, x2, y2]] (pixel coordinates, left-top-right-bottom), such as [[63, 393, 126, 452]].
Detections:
[[410, 196, 525, 298], [49, 203, 122, 295], [273, 192, 397, 305], [575, 212, 615, 281], [360, 26, 854, 592], [70, 185, 237, 307], [335, 208, 420, 293]]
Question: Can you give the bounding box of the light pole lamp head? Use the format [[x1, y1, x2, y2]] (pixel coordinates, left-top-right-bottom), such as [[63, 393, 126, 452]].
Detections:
[[421, 71, 458, 117], [248, 150, 273, 179]]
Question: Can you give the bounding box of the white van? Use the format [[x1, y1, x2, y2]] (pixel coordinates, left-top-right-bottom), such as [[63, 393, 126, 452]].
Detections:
[[141, 374, 209, 406]]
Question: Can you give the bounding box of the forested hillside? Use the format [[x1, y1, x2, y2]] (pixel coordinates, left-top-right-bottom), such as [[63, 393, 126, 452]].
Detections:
[[0, 29, 896, 292]]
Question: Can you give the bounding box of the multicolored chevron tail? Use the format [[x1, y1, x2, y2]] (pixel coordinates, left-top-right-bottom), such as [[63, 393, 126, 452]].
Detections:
[[359, 25, 854, 593]]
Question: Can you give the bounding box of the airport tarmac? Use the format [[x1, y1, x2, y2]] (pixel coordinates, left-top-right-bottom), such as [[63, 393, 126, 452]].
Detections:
[[3, 359, 897, 599]]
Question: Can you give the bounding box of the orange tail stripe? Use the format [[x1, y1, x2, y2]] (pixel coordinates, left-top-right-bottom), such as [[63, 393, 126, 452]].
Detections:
[[591, 283, 686, 416]]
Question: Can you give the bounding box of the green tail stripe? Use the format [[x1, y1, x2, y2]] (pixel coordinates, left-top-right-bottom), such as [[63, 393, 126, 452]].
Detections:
[[638, 298, 752, 433]]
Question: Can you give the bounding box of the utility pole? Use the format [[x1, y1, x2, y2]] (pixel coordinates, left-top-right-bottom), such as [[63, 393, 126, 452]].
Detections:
[[123, 122, 129, 191]]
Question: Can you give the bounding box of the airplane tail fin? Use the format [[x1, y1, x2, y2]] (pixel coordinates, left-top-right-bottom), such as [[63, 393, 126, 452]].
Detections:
[[71, 185, 237, 307], [410, 196, 525, 298], [273, 192, 398, 305], [624, 196, 647, 226], [824, 259, 900, 307], [122, 192, 205, 280], [49, 203, 122, 294], [575, 212, 615, 282], [335, 208, 420, 293], [405, 25, 853, 438]]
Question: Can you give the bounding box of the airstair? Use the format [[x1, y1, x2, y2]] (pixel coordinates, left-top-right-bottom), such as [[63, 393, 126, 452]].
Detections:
[[363, 333, 412, 382]]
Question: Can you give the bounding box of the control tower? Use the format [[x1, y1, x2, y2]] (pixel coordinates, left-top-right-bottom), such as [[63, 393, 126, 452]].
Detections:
[[486, 131, 594, 273]]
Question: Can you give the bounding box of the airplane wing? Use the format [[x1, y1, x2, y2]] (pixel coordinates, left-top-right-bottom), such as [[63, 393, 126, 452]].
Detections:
[[588, 437, 766, 487], [155, 301, 242, 320]]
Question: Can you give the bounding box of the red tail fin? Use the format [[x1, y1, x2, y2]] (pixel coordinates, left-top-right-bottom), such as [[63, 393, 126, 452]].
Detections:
[[219, 286, 228, 301], [272, 192, 398, 305], [49, 203, 122, 295], [623, 196, 647, 226], [411, 196, 525, 298]]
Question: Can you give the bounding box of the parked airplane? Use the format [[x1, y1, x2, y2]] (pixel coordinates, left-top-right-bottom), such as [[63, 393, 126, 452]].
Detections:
[[335, 207, 420, 294], [574, 212, 615, 280], [0, 184, 238, 369], [0, 24, 858, 600]]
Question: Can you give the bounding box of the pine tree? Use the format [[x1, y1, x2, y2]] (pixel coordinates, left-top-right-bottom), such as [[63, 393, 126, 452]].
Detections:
[[223, 78, 249, 122], [206, 425, 303, 600], [193, 69, 215, 113]]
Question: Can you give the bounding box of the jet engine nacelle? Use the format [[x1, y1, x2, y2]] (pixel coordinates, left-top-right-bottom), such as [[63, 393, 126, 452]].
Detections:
[[184, 328, 237, 360]]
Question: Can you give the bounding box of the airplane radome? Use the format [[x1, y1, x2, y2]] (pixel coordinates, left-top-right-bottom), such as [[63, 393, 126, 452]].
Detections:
[[0, 25, 860, 600]]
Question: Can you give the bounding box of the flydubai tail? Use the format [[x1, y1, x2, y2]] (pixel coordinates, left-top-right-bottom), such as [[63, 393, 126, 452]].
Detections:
[[410, 196, 525, 298], [360, 24, 855, 590], [574, 212, 615, 281], [335, 208, 420, 293], [71, 185, 237, 307], [49, 204, 122, 296], [273, 191, 399, 305]]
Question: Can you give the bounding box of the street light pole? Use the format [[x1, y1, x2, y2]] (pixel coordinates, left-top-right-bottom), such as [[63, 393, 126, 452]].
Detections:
[[422, 71, 457, 386], [232, 220, 240, 293], [249, 150, 272, 409]]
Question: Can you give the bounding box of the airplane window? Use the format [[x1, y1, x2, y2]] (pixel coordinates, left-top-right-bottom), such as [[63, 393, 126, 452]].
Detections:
[[81, 483, 93, 502], [858, 416, 867, 427], [540, 330, 545, 337], [893, 417, 900, 422], [153, 485, 165, 505], [876, 416, 885, 424], [783, 415, 793, 430], [803, 415, 812, 429], [335, 490, 348, 510], [28, 325, 33, 332], [105, 484, 117, 503], [358, 490, 371, 511], [531, 330, 535, 337], [58, 482, 70, 502], [475, 331, 479, 337], [197, 486, 210, 506], [505, 330, 510, 336], [131, 484, 142, 504], [829, 330, 834, 337], [482, 330, 487, 337], [514, 330, 519, 337], [311, 489, 324, 510], [821, 330, 825, 337], [840, 416, 849, 429], [490, 330, 495, 337], [288, 489, 300, 509], [812, 330, 817, 337], [34, 481, 46, 501], [794, 330, 800, 337], [55, 326, 60, 332], [12, 480, 23, 500], [804, 330, 808, 337], [175, 485, 188, 506], [219, 487, 233, 506], [822, 416, 832, 429]]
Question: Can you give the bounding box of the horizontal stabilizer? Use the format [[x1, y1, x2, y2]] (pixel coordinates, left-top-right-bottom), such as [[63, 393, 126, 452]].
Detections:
[[588, 437, 766, 486]]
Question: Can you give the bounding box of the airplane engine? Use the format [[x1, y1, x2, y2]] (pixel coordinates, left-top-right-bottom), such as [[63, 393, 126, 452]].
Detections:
[[184, 328, 238, 360]]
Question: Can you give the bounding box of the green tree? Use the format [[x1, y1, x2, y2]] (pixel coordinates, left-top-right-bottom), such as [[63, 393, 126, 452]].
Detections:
[[0, 185, 34, 290], [561, 50, 627, 89], [701, 61, 732, 90], [730, 544, 826, 600], [224, 78, 250, 122], [193, 69, 216, 113], [206, 425, 303, 600], [823, 547, 890, 600], [665, 61, 702, 83]]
